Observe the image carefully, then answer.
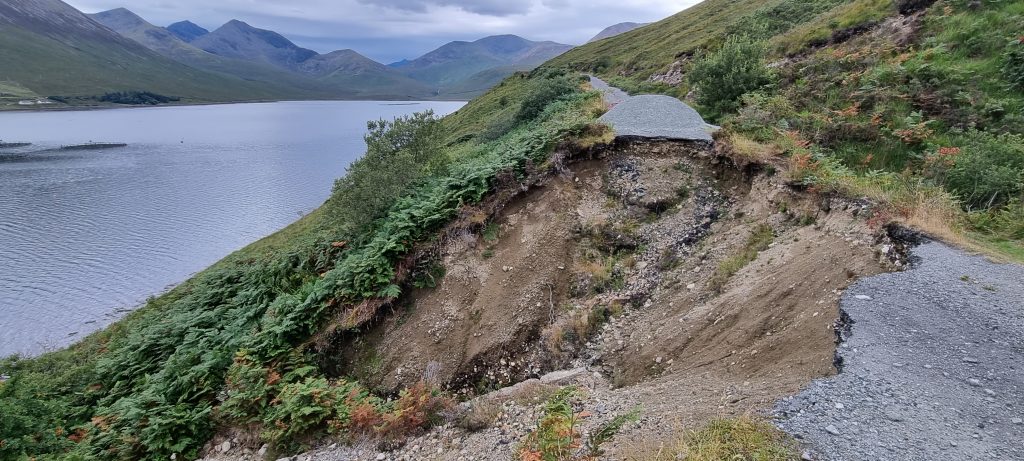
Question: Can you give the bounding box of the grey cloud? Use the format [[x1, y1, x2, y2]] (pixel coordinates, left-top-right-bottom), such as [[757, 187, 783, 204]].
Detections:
[[356, 0, 531, 16]]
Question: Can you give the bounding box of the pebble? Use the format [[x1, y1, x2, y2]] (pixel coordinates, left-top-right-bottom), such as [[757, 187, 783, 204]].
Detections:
[[1012, 418, 1023, 425], [824, 424, 841, 436], [967, 378, 982, 387], [376, 454, 387, 461], [854, 295, 872, 300]]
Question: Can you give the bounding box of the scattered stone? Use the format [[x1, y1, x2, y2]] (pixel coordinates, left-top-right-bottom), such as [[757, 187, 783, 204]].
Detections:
[[376, 454, 387, 461], [968, 378, 982, 387], [1012, 418, 1023, 425], [854, 295, 872, 300], [219, 441, 231, 453], [962, 357, 980, 364], [835, 402, 845, 410], [824, 425, 841, 436]]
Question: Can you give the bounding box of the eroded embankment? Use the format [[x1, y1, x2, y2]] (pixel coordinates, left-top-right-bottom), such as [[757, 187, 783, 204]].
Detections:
[[207, 136, 926, 461]]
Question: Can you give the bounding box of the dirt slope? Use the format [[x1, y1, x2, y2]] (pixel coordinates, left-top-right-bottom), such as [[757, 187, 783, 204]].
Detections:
[[201, 137, 910, 460]]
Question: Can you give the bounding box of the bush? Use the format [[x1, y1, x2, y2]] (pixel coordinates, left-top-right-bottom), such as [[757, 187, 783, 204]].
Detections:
[[516, 76, 578, 123], [1003, 37, 1024, 90], [327, 111, 445, 238], [945, 131, 1024, 209], [969, 199, 1024, 241], [688, 36, 775, 121]]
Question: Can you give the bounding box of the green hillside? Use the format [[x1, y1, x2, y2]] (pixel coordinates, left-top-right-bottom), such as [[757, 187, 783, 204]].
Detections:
[[551, 0, 1024, 259], [1, 0, 1022, 459], [0, 25, 288, 103]]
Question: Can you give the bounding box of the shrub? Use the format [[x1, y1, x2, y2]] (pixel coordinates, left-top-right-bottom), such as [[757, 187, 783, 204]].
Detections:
[[327, 111, 445, 238], [688, 36, 775, 121], [945, 131, 1024, 209], [518, 387, 582, 461], [1003, 37, 1024, 90], [516, 76, 579, 123], [375, 381, 452, 444], [969, 199, 1024, 241]]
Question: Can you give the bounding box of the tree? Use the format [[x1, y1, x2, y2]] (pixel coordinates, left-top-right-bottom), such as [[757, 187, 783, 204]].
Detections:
[[327, 111, 445, 237]]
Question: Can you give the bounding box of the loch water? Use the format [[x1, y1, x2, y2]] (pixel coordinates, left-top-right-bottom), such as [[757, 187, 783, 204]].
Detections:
[[0, 100, 464, 356]]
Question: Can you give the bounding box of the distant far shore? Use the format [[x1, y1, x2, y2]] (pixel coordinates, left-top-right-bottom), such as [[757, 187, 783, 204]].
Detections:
[[0, 96, 469, 113]]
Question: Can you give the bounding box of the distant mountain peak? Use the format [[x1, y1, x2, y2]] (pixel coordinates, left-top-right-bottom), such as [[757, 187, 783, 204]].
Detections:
[[588, 22, 647, 43], [392, 34, 572, 89], [166, 20, 208, 42], [191, 19, 318, 70], [90, 7, 147, 28]]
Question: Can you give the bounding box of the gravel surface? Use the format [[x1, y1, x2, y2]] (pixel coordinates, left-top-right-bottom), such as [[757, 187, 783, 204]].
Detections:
[[598, 94, 713, 141], [588, 75, 630, 106], [776, 242, 1024, 460], [591, 76, 714, 142]]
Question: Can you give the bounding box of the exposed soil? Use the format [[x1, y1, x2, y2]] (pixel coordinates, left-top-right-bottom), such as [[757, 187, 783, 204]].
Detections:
[[195, 136, 912, 461]]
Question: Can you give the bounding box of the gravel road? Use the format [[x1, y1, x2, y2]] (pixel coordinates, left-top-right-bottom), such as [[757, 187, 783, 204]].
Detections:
[[775, 241, 1024, 460], [590, 76, 714, 141], [589, 75, 630, 106]]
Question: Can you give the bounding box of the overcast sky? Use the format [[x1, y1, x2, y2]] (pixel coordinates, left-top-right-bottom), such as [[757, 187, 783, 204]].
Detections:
[[65, 0, 702, 63]]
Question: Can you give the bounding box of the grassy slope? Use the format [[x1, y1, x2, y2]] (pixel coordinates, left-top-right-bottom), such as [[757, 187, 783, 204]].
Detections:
[[549, 0, 773, 80], [547, 0, 1024, 262]]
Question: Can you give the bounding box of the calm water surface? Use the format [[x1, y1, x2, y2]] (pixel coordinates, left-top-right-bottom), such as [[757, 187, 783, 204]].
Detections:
[[0, 100, 464, 356]]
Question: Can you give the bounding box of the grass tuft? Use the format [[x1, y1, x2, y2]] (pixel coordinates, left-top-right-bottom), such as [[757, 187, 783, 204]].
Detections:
[[627, 416, 799, 461], [709, 224, 774, 293]]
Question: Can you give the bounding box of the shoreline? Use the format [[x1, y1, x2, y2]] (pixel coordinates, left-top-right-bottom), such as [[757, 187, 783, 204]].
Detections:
[[0, 95, 471, 114]]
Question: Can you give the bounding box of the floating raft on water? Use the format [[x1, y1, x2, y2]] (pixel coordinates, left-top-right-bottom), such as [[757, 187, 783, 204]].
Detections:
[[59, 142, 128, 151], [0, 142, 32, 148]]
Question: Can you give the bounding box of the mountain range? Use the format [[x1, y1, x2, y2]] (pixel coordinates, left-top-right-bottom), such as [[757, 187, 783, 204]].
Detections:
[[0, 0, 300, 102], [0, 0, 577, 105]]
